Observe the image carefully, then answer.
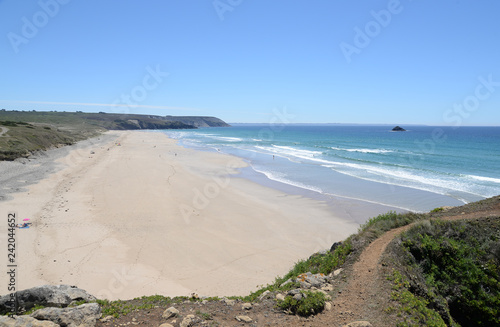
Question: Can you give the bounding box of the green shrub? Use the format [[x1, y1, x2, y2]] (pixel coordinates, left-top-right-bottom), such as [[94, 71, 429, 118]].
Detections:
[[387, 270, 448, 327], [283, 238, 353, 279], [277, 291, 326, 316], [359, 211, 423, 236], [394, 218, 500, 326]]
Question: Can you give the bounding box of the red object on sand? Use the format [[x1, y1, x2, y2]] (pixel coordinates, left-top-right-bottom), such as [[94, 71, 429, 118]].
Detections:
[[23, 218, 30, 221]]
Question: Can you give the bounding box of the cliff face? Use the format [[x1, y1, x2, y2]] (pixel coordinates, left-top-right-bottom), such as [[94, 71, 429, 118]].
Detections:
[[81, 113, 230, 130], [161, 116, 230, 128], [110, 118, 195, 130]]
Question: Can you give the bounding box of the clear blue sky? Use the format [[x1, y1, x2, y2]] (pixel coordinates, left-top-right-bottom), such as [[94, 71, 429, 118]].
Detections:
[[1, 0, 499, 125]]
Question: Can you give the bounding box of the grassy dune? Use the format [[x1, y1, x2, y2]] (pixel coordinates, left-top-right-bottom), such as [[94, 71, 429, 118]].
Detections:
[[0, 120, 98, 160]]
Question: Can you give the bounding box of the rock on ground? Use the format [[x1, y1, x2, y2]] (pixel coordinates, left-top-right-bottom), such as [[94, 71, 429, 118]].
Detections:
[[180, 314, 197, 327], [161, 306, 179, 319], [0, 315, 59, 327], [241, 303, 252, 310], [235, 315, 253, 323], [296, 272, 328, 288], [30, 303, 101, 327], [0, 285, 96, 314]]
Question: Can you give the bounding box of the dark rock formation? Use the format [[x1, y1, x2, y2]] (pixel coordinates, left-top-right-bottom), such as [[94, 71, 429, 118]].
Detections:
[[392, 126, 406, 131], [0, 285, 96, 314], [330, 241, 342, 253]]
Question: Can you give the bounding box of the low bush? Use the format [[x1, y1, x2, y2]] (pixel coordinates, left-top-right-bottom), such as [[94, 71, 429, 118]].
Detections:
[[277, 291, 326, 316], [389, 218, 500, 326]]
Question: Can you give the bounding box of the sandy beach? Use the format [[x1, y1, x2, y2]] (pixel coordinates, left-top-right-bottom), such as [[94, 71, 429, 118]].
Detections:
[[1, 131, 391, 300]]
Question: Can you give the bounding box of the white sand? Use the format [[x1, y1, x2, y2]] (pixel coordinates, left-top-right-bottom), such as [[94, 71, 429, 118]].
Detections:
[[0, 131, 360, 300]]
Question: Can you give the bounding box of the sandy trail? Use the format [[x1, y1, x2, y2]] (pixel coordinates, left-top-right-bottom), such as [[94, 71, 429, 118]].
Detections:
[[0, 126, 8, 137]]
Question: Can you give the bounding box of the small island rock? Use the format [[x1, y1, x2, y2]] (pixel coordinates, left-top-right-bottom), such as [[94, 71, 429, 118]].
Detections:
[[392, 126, 406, 131]]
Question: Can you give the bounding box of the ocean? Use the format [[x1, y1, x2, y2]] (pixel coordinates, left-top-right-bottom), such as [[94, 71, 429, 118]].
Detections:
[[163, 125, 500, 213]]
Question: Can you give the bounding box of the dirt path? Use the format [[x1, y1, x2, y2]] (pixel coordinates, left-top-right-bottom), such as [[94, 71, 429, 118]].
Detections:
[[288, 204, 500, 327], [0, 126, 8, 137]]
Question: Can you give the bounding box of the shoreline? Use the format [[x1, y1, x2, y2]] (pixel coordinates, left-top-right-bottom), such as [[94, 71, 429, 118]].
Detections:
[[169, 130, 466, 214], [1, 131, 418, 300]]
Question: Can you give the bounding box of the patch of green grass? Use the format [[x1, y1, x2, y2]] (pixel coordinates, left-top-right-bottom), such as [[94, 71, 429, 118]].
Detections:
[[136, 294, 171, 304], [276, 290, 326, 316], [97, 299, 136, 318], [196, 310, 213, 320], [386, 217, 500, 326], [286, 240, 352, 278], [387, 270, 448, 327], [98, 296, 166, 318], [22, 304, 46, 315], [430, 207, 444, 213], [359, 211, 423, 236], [0, 121, 92, 160]]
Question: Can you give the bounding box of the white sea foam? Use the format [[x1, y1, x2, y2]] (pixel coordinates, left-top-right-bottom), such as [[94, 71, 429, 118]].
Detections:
[[331, 147, 393, 154], [466, 175, 500, 184], [255, 145, 323, 161], [269, 147, 348, 166], [207, 136, 243, 142], [272, 145, 322, 157], [321, 161, 494, 199], [252, 167, 323, 193]]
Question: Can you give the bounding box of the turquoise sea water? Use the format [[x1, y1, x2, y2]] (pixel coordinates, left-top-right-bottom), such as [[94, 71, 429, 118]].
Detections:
[[164, 125, 500, 212]]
